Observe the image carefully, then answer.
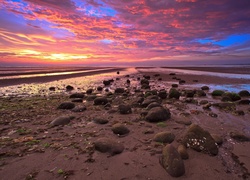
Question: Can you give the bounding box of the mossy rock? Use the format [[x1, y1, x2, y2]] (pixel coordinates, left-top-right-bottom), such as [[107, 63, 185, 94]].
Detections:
[[222, 92, 241, 101], [169, 88, 181, 99], [212, 90, 225, 96], [238, 90, 250, 97]]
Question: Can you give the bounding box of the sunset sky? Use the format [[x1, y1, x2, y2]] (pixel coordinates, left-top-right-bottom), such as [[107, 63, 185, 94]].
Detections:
[[0, 0, 250, 66]]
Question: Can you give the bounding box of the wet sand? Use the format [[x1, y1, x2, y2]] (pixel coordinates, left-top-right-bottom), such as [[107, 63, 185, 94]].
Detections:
[[0, 67, 249, 179]]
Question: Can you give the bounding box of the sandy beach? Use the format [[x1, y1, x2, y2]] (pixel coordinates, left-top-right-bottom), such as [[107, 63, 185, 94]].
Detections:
[[0, 67, 249, 179]]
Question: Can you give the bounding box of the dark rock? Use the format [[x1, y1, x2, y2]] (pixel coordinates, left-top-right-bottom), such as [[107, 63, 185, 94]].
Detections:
[[221, 96, 232, 102], [97, 86, 103, 91], [117, 71, 120, 74], [199, 100, 209, 105], [66, 85, 74, 91], [185, 90, 195, 98], [93, 118, 109, 124], [154, 74, 160, 77], [94, 97, 108, 105], [196, 90, 206, 97], [153, 132, 175, 143], [126, 79, 130, 84], [177, 144, 189, 160], [118, 104, 132, 114], [103, 80, 111, 86], [238, 90, 250, 97], [116, 78, 120, 80], [201, 86, 209, 90], [202, 103, 212, 109], [179, 80, 186, 84], [212, 102, 236, 111], [182, 124, 218, 155], [71, 106, 87, 112], [86, 89, 93, 94], [141, 84, 150, 89], [111, 123, 130, 135], [49, 87, 56, 91], [50, 116, 75, 126], [143, 75, 150, 80], [238, 99, 250, 105], [115, 88, 125, 94], [57, 102, 75, 109], [169, 73, 176, 76], [125, 75, 130, 78], [146, 102, 162, 110], [145, 107, 171, 122], [141, 99, 157, 108], [137, 77, 141, 81], [212, 90, 225, 96], [230, 132, 250, 142], [158, 90, 167, 99], [158, 78, 162, 81], [222, 92, 241, 101], [160, 144, 185, 177], [172, 84, 178, 88], [94, 138, 124, 155], [140, 79, 149, 85], [169, 88, 181, 99], [69, 93, 85, 99]]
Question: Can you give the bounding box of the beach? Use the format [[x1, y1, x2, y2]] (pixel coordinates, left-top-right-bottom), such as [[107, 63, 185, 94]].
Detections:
[[0, 66, 249, 179]]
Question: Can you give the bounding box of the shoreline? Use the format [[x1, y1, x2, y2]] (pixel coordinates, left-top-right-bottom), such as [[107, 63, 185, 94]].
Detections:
[[0, 68, 125, 87]]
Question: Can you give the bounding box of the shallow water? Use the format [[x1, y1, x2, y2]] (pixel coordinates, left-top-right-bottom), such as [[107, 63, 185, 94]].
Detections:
[[0, 68, 138, 97]]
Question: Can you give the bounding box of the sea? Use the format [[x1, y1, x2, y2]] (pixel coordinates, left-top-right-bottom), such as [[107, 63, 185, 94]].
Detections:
[[0, 66, 250, 97]]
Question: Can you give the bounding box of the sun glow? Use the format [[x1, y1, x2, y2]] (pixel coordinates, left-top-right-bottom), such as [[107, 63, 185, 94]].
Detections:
[[42, 53, 88, 60]]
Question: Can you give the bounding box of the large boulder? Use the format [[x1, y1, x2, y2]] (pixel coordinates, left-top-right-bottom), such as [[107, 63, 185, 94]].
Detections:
[[182, 124, 218, 156], [94, 138, 124, 155], [238, 90, 250, 97], [145, 107, 171, 122], [160, 144, 185, 177], [153, 131, 175, 143]]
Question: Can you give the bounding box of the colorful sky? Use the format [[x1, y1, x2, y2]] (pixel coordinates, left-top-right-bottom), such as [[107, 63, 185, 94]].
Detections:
[[0, 0, 250, 66]]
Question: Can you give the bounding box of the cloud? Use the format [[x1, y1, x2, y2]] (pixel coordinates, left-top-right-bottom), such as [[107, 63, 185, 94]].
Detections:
[[0, 0, 250, 65]]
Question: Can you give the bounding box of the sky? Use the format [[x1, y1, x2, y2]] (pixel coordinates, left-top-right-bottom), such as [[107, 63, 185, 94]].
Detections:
[[0, 0, 250, 66]]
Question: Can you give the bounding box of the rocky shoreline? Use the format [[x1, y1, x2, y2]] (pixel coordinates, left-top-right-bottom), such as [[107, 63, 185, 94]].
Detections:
[[0, 70, 250, 179]]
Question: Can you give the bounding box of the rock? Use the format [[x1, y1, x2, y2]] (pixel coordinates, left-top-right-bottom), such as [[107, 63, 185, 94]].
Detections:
[[69, 93, 85, 99], [146, 102, 162, 110], [212, 102, 236, 111], [141, 84, 150, 89], [118, 104, 132, 114], [179, 80, 186, 84], [86, 89, 93, 94], [182, 124, 218, 155], [212, 90, 225, 96], [117, 71, 120, 74], [94, 97, 108, 105], [238, 90, 250, 97], [202, 103, 212, 109], [230, 132, 250, 142], [158, 78, 162, 81], [211, 134, 223, 145], [125, 75, 130, 78], [238, 99, 250, 105], [97, 86, 103, 91], [115, 88, 125, 94], [140, 79, 149, 85], [94, 138, 124, 155], [143, 75, 150, 80], [126, 79, 130, 84], [145, 107, 171, 122], [201, 86, 209, 90], [66, 85, 74, 91], [71, 106, 87, 112], [222, 92, 241, 101], [185, 90, 195, 98], [153, 132, 175, 143], [172, 84, 178, 88], [57, 102, 75, 109], [93, 118, 109, 124], [49, 87, 56, 91], [112, 123, 130, 135], [158, 90, 167, 99], [196, 90, 206, 97], [169, 73, 176, 76], [160, 144, 185, 177], [177, 144, 189, 160], [103, 80, 111, 86], [154, 74, 160, 77], [50, 116, 75, 126], [199, 100, 209, 105], [141, 99, 157, 108], [168, 88, 181, 99]]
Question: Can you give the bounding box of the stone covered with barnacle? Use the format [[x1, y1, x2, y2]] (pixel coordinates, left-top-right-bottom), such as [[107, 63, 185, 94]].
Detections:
[[182, 124, 218, 155]]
